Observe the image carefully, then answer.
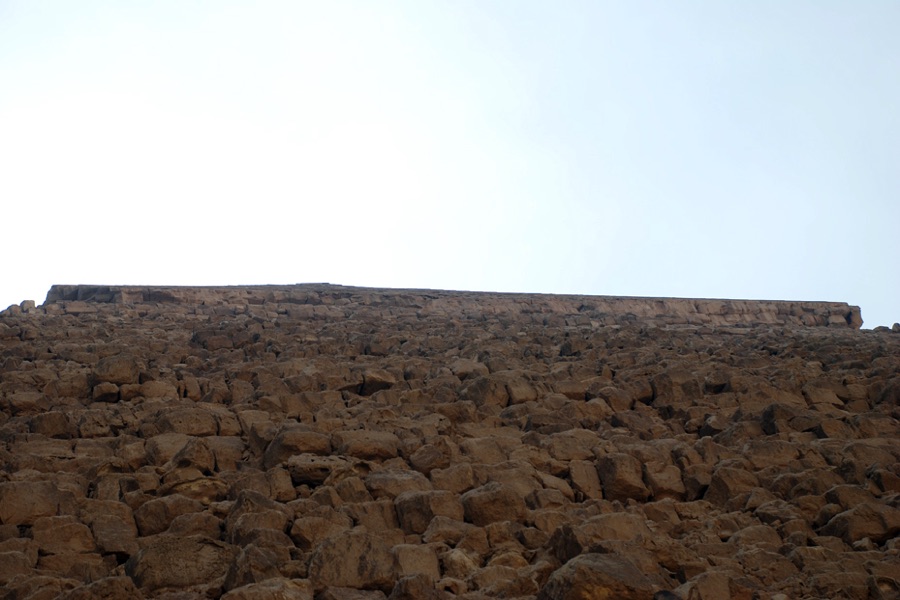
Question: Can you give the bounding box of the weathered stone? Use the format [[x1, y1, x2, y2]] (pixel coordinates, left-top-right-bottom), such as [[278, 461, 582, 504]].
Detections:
[[125, 535, 237, 592], [38, 551, 109, 582], [92, 381, 120, 402], [461, 482, 527, 526], [288, 454, 353, 486], [223, 544, 282, 591], [58, 576, 145, 600], [308, 529, 395, 591], [263, 426, 331, 468], [568, 459, 603, 500], [145, 432, 192, 465], [549, 513, 654, 563], [820, 502, 900, 544], [0, 481, 61, 525], [597, 453, 651, 503], [0, 283, 892, 598], [643, 461, 686, 501], [333, 430, 401, 460], [290, 514, 352, 550], [430, 463, 475, 494], [317, 589, 388, 600], [93, 354, 141, 385], [408, 441, 453, 475], [391, 543, 441, 580], [168, 511, 222, 538], [366, 469, 432, 499], [0, 549, 36, 585], [32, 516, 95, 554], [537, 553, 660, 600], [157, 407, 219, 436], [394, 490, 464, 534], [705, 466, 759, 506], [221, 578, 314, 600], [133, 493, 204, 536]]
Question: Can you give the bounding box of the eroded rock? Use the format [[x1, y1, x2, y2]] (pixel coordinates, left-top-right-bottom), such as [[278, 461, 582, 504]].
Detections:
[[0, 284, 894, 598]]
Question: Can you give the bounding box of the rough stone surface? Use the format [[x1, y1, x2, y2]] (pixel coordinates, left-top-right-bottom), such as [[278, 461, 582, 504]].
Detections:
[[125, 535, 237, 592], [537, 553, 662, 599], [0, 283, 895, 599]]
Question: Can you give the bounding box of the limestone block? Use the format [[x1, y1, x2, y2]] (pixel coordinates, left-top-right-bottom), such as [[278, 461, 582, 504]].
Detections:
[[221, 578, 314, 600], [392, 543, 440, 580], [263, 426, 332, 468], [133, 493, 204, 536], [366, 469, 432, 499], [58, 576, 145, 600], [0, 481, 61, 525], [93, 354, 141, 385], [333, 430, 401, 461], [125, 535, 238, 592], [461, 482, 527, 526], [308, 530, 395, 592], [32, 516, 95, 554], [538, 554, 660, 600], [568, 460, 603, 500], [596, 453, 651, 503], [394, 490, 464, 534]]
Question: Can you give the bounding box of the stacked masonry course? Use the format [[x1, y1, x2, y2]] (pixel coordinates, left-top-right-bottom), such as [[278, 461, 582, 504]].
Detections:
[[0, 284, 897, 599]]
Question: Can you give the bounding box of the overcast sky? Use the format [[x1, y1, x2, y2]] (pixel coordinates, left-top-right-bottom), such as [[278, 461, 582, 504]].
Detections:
[[1, 1, 898, 327]]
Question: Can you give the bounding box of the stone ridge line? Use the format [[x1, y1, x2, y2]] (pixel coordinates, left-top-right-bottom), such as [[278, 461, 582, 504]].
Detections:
[[44, 284, 863, 329]]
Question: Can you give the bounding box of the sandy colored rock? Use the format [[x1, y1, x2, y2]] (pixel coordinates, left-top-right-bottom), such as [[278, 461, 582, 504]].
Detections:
[[93, 354, 141, 385], [705, 466, 760, 506], [133, 493, 204, 536], [394, 490, 464, 534], [58, 576, 145, 600], [221, 578, 314, 600], [461, 482, 527, 526], [0, 283, 893, 599], [125, 535, 237, 592], [263, 426, 331, 468], [820, 502, 900, 544], [537, 553, 661, 599], [308, 529, 395, 591], [568, 459, 603, 500], [597, 452, 651, 502], [391, 543, 441, 580], [32, 516, 96, 554], [367, 469, 433, 499], [333, 430, 401, 460], [0, 481, 61, 525]]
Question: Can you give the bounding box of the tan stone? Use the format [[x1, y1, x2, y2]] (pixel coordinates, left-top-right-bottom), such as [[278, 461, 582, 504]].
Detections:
[[461, 482, 527, 526], [0, 481, 61, 525], [288, 454, 354, 486], [568, 459, 603, 500], [93, 354, 141, 385], [308, 529, 395, 592], [221, 578, 314, 600], [32, 516, 95, 554], [333, 430, 401, 460], [290, 515, 351, 551], [133, 493, 204, 536], [263, 426, 331, 468], [392, 543, 440, 580], [125, 535, 237, 591], [394, 490, 464, 534], [596, 452, 651, 502], [821, 502, 900, 544], [366, 469, 432, 499], [0, 283, 892, 597], [537, 553, 660, 600]]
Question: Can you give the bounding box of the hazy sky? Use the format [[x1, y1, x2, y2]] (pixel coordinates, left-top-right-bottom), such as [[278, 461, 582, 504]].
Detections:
[[2, 1, 898, 327]]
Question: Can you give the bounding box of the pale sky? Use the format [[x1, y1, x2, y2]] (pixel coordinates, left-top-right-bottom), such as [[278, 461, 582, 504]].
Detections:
[[1, 1, 898, 327]]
